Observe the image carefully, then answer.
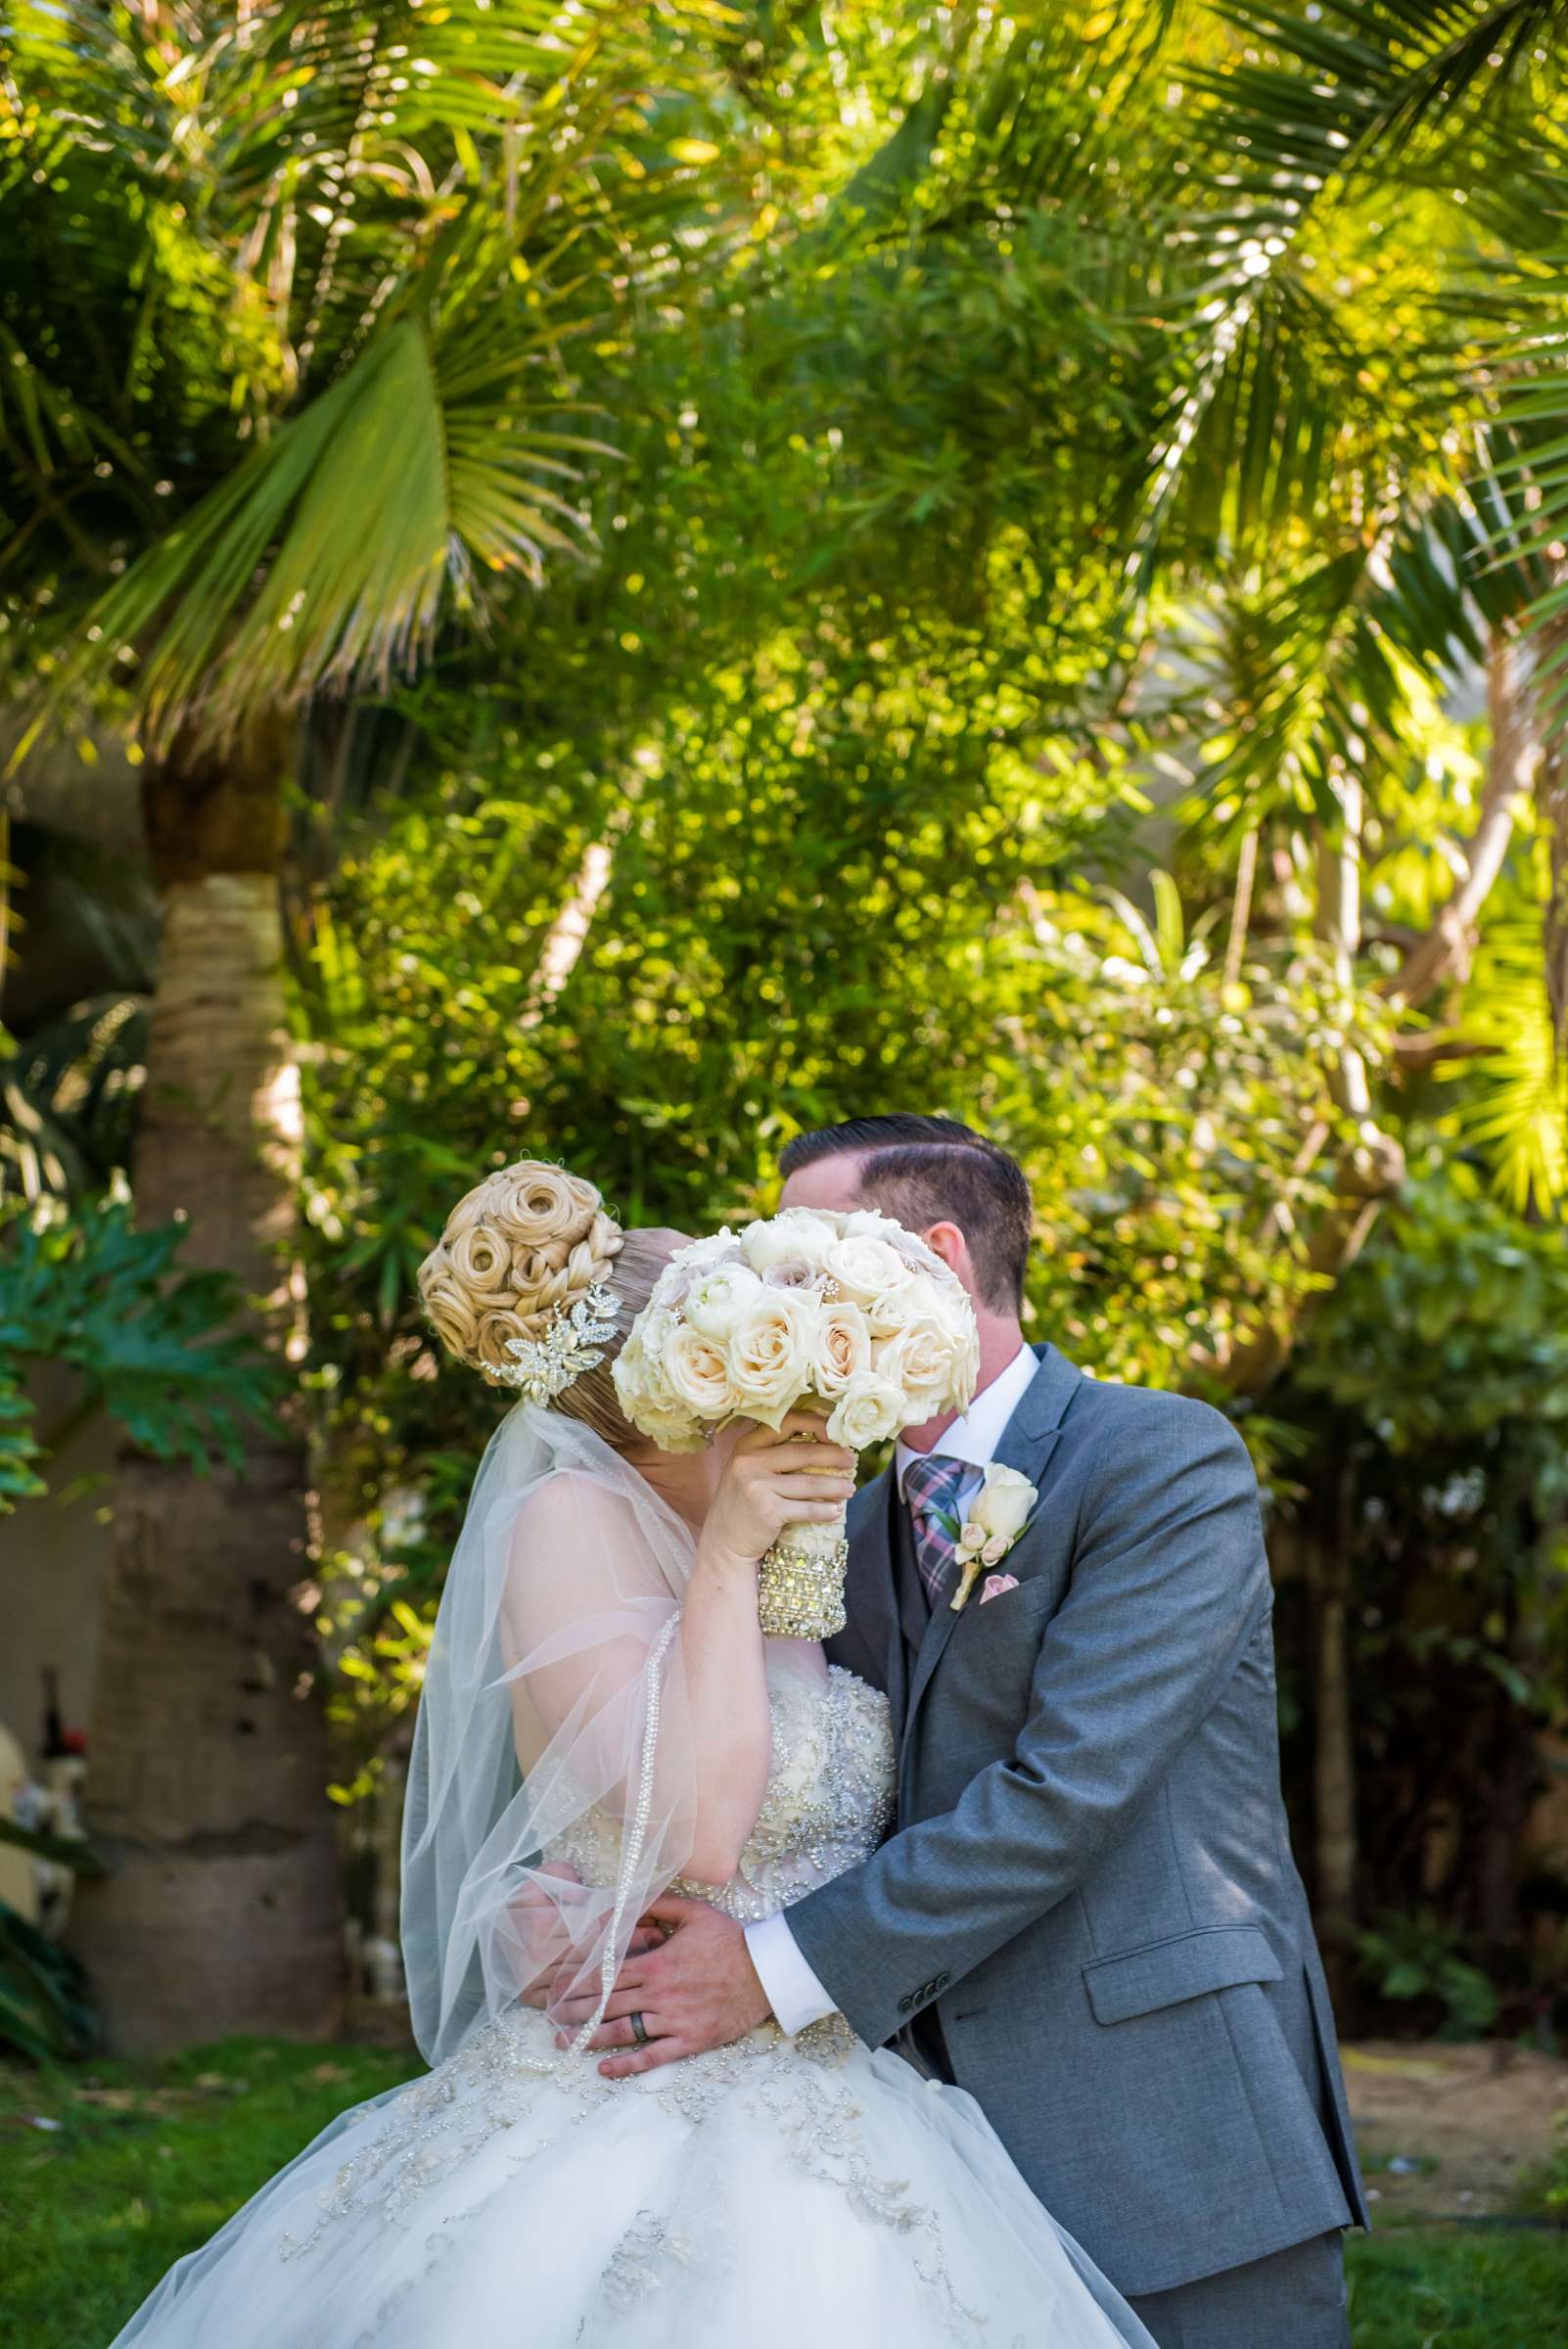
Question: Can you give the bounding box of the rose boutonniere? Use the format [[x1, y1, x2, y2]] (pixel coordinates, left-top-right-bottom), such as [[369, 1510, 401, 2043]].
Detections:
[[940, 1463, 1039, 1612]]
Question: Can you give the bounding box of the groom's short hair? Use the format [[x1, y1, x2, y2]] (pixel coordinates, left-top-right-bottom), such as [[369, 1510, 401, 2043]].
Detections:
[[779, 1115, 1031, 1312]]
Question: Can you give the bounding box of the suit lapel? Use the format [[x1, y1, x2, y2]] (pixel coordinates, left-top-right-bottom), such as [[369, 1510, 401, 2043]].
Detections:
[[901, 1344, 1084, 1745]]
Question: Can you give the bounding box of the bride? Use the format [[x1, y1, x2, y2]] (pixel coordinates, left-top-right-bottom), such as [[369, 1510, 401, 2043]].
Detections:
[[111, 1161, 1154, 2349]]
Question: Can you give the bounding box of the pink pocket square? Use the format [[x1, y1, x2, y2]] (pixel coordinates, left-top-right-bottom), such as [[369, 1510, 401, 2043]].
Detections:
[[979, 1572, 1019, 1604]]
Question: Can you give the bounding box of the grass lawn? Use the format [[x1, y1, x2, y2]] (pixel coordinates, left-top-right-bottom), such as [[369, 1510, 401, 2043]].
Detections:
[[3, 2038, 1565, 2346], [0, 2037, 421, 2348]]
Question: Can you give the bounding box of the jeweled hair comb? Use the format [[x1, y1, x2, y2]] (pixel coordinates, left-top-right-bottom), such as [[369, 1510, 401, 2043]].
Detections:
[[491, 1282, 622, 1404]]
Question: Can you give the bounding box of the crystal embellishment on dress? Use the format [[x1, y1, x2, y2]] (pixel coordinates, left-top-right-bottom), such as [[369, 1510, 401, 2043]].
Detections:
[[491, 1280, 622, 1404]]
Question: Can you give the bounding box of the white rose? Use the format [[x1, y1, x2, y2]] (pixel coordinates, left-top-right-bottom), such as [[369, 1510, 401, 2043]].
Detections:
[[641, 1404, 709, 1454], [728, 1290, 817, 1426], [685, 1261, 764, 1340], [813, 1301, 872, 1397], [959, 1519, 987, 1554], [634, 1303, 680, 1357], [840, 1207, 953, 1281], [825, 1372, 905, 1450], [822, 1233, 914, 1307], [872, 1313, 963, 1409], [839, 1207, 902, 1240], [742, 1210, 838, 1275], [613, 1340, 706, 1451], [867, 1283, 920, 1336], [905, 1268, 969, 1331], [972, 1462, 1036, 1546], [611, 1324, 652, 1407], [908, 1283, 979, 1412], [761, 1258, 825, 1293], [662, 1322, 736, 1420], [673, 1227, 744, 1272]]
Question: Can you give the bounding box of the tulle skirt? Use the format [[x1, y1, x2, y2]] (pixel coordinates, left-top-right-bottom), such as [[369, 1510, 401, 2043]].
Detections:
[[110, 2006, 1155, 2348]]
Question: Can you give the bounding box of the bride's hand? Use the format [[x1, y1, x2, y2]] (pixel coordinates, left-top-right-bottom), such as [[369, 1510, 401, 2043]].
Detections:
[[698, 1411, 855, 1574]]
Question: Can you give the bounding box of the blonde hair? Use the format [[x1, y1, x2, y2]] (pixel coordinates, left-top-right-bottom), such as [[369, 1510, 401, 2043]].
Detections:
[[417, 1158, 687, 1450]]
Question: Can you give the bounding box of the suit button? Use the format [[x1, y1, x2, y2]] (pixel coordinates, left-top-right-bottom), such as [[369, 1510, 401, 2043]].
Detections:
[[933, 1972, 949, 1993], [898, 1994, 913, 2015]]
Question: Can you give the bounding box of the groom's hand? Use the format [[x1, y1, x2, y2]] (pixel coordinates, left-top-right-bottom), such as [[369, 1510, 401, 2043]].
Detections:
[[551, 1895, 771, 2076], [513, 1864, 667, 2005]]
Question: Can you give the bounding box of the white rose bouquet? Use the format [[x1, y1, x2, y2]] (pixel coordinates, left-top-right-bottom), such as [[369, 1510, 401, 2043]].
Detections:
[[613, 1207, 980, 1636]]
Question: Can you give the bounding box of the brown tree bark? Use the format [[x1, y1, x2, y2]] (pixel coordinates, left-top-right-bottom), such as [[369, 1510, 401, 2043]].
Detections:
[[69, 720, 346, 2051]]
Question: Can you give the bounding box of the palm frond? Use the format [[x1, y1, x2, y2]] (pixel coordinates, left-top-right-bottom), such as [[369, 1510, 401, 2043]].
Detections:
[[1452, 905, 1568, 1208], [1208, 2, 1568, 179], [57, 285, 598, 752], [1164, 488, 1503, 839], [0, 994, 146, 1201], [1, 0, 728, 570], [4, 0, 733, 753]]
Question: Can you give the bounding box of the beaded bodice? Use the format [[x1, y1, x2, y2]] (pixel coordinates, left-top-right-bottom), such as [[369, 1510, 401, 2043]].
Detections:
[[556, 1660, 896, 1924]]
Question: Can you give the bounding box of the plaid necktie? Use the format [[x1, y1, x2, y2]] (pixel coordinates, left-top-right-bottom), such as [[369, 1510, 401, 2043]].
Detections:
[[901, 1453, 972, 1613]]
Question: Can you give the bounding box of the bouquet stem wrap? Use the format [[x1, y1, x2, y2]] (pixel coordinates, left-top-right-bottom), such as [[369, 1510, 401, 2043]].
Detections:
[[757, 1506, 851, 1640]]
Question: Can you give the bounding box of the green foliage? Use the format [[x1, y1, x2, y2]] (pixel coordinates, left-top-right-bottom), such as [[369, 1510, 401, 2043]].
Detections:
[[0, 1901, 95, 2065], [1354, 1911, 1500, 2042], [1280, 1165, 1568, 2019], [0, 1194, 283, 1504], [0, 1363, 45, 1507], [0, 995, 146, 1205], [1, 0, 736, 743], [996, 888, 1389, 1392], [1451, 898, 1568, 1216], [1515, 2112, 1568, 2226], [1298, 1167, 1568, 1501], [0, 1824, 102, 2064], [0, 1818, 103, 1874]]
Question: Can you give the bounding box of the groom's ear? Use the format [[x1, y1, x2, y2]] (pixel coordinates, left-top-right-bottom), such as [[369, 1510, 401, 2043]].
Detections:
[[921, 1220, 970, 1283]]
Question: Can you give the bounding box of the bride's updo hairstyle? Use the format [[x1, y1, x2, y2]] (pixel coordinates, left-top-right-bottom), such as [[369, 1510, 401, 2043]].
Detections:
[[417, 1158, 686, 1451]]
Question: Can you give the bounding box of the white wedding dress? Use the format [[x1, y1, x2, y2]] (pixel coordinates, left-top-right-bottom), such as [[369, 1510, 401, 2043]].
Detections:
[[112, 1410, 1152, 2349], [113, 1652, 1149, 2349]]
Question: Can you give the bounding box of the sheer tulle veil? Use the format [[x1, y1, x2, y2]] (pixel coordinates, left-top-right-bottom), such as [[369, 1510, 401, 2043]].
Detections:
[[400, 1400, 700, 2064]]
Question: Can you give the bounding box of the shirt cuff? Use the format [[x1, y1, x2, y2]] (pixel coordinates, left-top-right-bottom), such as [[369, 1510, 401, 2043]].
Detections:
[[744, 1911, 839, 2036]]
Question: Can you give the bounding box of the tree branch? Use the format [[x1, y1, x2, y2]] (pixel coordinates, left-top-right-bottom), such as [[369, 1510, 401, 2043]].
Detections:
[[1382, 631, 1532, 1013]]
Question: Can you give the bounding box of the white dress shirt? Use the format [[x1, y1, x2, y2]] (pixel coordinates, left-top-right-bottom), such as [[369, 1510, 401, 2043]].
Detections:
[[745, 1344, 1039, 2035]]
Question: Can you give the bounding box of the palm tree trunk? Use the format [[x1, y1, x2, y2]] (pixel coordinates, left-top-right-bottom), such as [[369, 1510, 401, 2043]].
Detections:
[[70, 724, 345, 2051]]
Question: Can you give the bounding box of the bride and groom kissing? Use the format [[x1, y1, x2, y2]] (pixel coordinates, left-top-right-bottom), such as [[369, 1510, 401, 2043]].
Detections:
[[112, 1114, 1367, 2349]]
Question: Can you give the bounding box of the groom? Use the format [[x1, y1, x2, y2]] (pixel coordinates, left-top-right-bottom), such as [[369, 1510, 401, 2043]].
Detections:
[[588, 1115, 1367, 2346]]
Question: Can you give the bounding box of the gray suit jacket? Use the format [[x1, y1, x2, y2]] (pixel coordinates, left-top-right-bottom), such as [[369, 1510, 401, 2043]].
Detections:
[[788, 1344, 1368, 2299]]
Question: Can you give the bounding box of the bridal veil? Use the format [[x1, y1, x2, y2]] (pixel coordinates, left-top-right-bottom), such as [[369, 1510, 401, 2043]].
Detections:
[[400, 1403, 699, 2062]]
